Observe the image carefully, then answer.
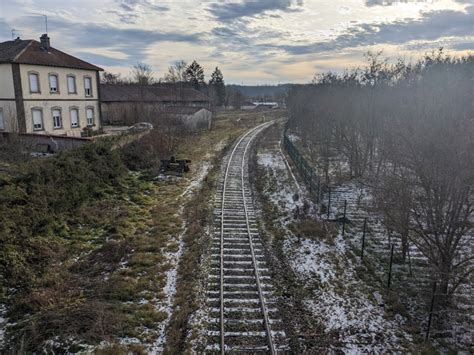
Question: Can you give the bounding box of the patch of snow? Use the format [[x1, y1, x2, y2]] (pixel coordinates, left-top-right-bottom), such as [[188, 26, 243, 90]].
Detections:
[[150, 227, 187, 354], [257, 135, 411, 352], [181, 161, 211, 197], [257, 150, 303, 216], [0, 305, 6, 348]]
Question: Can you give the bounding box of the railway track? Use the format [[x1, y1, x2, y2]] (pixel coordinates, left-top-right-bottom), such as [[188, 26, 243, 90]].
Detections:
[[205, 122, 288, 353]]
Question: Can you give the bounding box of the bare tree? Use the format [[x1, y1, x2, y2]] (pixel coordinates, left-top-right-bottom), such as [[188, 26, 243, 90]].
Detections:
[[132, 63, 154, 85], [163, 60, 188, 84]]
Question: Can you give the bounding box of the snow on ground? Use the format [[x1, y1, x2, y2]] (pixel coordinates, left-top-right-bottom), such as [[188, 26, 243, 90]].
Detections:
[[284, 233, 410, 352], [256, 134, 411, 352], [150, 228, 186, 353], [257, 151, 303, 215], [151, 159, 214, 352], [0, 305, 6, 348], [181, 162, 211, 198]]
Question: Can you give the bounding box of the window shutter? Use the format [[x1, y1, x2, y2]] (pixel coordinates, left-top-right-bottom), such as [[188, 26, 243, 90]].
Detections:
[[71, 109, 79, 127], [86, 108, 94, 126], [49, 75, 58, 92], [29, 74, 39, 92], [84, 77, 92, 96], [33, 110, 42, 129], [68, 76, 76, 93]]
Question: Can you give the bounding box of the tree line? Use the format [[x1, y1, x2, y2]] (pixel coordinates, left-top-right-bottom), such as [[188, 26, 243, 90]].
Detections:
[[101, 60, 233, 107], [287, 50, 473, 305]]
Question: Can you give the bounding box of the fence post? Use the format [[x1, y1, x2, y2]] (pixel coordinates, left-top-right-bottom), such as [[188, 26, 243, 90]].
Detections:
[[426, 281, 437, 341], [361, 218, 367, 261], [327, 187, 331, 220], [387, 244, 395, 290], [316, 177, 320, 204], [309, 169, 313, 192], [407, 242, 413, 277], [342, 200, 347, 236]]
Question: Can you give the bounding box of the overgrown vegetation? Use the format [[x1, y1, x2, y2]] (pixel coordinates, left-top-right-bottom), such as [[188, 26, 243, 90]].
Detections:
[[287, 50, 473, 347], [0, 139, 178, 351], [0, 109, 280, 352]]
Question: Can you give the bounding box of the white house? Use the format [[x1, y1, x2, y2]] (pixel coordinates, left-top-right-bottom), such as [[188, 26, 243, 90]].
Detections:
[[0, 34, 103, 137]]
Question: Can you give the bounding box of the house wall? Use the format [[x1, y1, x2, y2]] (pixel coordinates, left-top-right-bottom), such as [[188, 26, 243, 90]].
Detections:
[[18, 64, 100, 135], [0, 64, 15, 98], [24, 101, 100, 137], [0, 64, 18, 131], [20, 64, 99, 100]]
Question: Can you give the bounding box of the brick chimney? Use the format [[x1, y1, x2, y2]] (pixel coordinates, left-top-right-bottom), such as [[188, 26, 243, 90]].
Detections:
[[40, 33, 50, 51]]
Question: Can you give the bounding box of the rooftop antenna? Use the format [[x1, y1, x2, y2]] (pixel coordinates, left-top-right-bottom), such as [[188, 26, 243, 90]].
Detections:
[[11, 29, 18, 39], [31, 13, 48, 33]]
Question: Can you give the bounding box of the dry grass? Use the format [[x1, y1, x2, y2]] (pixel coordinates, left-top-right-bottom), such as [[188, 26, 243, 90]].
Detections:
[[1, 110, 283, 352]]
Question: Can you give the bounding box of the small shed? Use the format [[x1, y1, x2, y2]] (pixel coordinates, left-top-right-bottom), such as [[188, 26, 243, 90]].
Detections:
[[161, 107, 212, 130]]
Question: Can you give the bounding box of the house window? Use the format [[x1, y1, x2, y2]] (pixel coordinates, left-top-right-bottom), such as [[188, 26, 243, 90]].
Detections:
[[32, 109, 43, 130], [52, 109, 62, 129], [84, 77, 92, 97], [29, 72, 40, 93], [49, 74, 59, 93], [0, 109, 4, 130], [86, 108, 94, 126], [67, 75, 76, 94], [70, 108, 79, 128]]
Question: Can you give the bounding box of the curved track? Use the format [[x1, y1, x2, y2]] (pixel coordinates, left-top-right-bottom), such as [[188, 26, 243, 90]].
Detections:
[[206, 122, 288, 353]]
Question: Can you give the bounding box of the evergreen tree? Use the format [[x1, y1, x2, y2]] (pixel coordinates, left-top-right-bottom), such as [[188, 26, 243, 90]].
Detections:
[[185, 60, 205, 90], [209, 67, 226, 107]]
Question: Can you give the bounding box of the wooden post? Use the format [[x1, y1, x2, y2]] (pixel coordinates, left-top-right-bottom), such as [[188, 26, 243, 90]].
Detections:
[[342, 199, 347, 236], [426, 281, 437, 340], [387, 244, 395, 290], [327, 187, 331, 220], [316, 177, 321, 204], [407, 242, 413, 277], [361, 218, 367, 261]]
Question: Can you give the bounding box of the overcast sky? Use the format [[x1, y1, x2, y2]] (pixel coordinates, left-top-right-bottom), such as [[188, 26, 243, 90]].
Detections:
[[0, 0, 472, 84]]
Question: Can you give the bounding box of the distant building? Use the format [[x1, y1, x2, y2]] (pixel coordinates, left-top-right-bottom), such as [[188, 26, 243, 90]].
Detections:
[[241, 101, 257, 110], [253, 101, 279, 109], [0, 34, 103, 137], [100, 84, 211, 127]]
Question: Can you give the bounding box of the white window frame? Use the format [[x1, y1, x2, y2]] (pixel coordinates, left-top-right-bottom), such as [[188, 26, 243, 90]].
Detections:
[[86, 107, 94, 127], [52, 108, 62, 129], [32, 108, 44, 131], [28, 72, 40, 93], [84, 76, 93, 97], [70, 107, 79, 128], [67, 75, 77, 94], [49, 73, 59, 94], [0, 108, 4, 130]]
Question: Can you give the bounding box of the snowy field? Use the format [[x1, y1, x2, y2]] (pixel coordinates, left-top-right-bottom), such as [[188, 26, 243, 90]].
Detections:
[[255, 126, 412, 352]]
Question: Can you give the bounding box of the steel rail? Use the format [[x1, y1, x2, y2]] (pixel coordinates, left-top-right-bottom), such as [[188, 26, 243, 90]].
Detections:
[[219, 122, 273, 354], [240, 123, 276, 355]]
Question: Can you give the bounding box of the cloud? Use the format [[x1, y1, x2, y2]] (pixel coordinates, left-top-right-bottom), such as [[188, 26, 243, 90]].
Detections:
[[113, 0, 168, 24], [273, 5, 474, 54], [118, 0, 169, 12], [208, 0, 304, 22], [365, 0, 433, 7], [17, 15, 202, 66]]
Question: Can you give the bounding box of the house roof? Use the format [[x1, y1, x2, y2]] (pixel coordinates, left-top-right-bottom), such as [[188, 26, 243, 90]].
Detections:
[[100, 84, 210, 103], [0, 38, 103, 71]]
